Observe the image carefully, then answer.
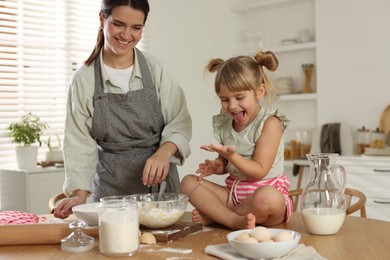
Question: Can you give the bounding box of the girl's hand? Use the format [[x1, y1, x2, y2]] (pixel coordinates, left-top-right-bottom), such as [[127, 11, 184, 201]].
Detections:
[[200, 143, 236, 158], [196, 159, 223, 180]]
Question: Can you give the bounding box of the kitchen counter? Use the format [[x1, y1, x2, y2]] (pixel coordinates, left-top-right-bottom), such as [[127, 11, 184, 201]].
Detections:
[[0, 166, 65, 214], [1, 212, 390, 259]]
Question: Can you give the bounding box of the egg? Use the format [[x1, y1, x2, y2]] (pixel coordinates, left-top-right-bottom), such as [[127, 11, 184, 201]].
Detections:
[[140, 232, 157, 245], [235, 232, 251, 241], [241, 237, 258, 243], [251, 226, 272, 242], [274, 231, 293, 242]]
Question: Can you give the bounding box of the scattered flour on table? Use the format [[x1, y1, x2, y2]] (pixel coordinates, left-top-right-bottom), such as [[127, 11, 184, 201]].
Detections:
[[142, 247, 192, 254], [166, 257, 198, 260]]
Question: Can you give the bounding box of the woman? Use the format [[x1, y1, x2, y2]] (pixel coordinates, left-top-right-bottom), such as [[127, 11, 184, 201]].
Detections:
[[54, 0, 192, 218]]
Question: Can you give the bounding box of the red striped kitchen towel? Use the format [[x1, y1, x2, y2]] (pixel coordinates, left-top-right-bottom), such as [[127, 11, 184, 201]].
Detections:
[[0, 210, 40, 225]]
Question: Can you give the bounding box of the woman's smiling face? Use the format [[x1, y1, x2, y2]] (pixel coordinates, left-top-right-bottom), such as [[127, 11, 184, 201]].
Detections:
[[101, 5, 145, 59]]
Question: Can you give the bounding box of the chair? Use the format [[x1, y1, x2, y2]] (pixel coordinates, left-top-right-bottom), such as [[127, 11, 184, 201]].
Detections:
[[288, 187, 367, 217], [48, 192, 67, 213]]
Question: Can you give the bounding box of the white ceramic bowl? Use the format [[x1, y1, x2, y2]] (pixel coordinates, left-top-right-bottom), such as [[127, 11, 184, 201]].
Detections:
[[129, 193, 188, 229], [72, 202, 100, 226], [227, 228, 301, 259]]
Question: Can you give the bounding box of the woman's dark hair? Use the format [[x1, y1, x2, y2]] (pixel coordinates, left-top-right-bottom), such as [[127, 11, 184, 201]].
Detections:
[[84, 0, 150, 66]]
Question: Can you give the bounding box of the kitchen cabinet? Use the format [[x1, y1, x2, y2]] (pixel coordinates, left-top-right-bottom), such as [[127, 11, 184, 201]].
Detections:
[[0, 167, 65, 215], [337, 156, 390, 222], [231, 0, 317, 129]]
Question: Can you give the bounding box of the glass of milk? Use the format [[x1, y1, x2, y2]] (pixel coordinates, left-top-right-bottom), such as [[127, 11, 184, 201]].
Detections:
[[99, 196, 139, 256]]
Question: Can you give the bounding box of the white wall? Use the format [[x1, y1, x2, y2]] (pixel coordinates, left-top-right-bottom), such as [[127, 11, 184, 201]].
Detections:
[[148, 0, 390, 180], [316, 0, 390, 133], [148, 0, 234, 182]]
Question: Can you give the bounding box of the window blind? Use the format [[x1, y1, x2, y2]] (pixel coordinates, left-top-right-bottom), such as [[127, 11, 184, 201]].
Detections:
[[0, 0, 150, 166]]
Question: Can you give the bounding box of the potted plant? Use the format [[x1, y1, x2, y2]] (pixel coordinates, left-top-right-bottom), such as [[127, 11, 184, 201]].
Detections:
[[7, 113, 48, 169]]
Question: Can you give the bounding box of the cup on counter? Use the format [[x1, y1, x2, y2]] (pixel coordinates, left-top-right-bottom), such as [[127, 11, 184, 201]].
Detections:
[[99, 196, 139, 257], [298, 29, 311, 43]]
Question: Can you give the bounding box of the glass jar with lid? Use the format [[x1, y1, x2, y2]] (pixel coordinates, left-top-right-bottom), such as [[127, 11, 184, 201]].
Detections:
[[356, 126, 370, 154], [370, 127, 386, 148]]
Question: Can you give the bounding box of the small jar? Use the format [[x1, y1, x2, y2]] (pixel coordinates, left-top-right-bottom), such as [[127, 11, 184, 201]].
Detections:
[[284, 129, 293, 160], [99, 196, 139, 257], [297, 129, 313, 159], [356, 126, 370, 154], [370, 128, 386, 148], [290, 128, 313, 159]]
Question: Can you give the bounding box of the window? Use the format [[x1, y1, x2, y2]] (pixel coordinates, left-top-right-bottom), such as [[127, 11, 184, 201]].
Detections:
[[0, 0, 150, 166]]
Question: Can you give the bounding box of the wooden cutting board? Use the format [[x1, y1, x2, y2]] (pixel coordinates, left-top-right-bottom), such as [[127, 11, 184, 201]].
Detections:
[[141, 220, 202, 242], [0, 222, 98, 245], [0, 215, 201, 245], [380, 104, 390, 135]]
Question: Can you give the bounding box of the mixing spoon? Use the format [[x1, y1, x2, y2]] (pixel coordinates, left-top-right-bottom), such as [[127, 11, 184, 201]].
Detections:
[[157, 181, 167, 201]]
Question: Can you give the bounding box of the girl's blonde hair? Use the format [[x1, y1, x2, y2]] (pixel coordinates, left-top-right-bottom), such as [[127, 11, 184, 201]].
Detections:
[[206, 51, 278, 104]]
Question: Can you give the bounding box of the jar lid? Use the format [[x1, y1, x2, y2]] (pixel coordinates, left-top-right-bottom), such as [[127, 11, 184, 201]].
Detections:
[[372, 127, 384, 133], [357, 126, 369, 132]]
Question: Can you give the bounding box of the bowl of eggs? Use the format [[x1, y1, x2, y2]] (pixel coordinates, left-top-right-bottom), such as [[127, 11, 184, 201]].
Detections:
[[227, 227, 301, 259], [72, 202, 100, 226], [128, 193, 188, 229]]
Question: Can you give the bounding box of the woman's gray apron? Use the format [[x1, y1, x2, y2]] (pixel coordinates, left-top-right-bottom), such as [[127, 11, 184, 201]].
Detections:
[[90, 48, 179, 201]]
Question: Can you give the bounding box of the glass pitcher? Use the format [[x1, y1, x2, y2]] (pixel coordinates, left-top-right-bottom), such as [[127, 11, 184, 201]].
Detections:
[[300, 153, 347, 235]]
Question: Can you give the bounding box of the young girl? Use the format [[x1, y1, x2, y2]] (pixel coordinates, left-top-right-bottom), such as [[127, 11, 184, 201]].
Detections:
[[180, 51, 292, 230]]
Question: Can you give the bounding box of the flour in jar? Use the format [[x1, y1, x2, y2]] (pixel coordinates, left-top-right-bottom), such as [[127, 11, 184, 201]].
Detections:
[[99, 207, 139, 256]]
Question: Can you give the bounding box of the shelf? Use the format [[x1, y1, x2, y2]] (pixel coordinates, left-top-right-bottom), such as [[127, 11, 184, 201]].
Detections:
[[270, 42, 316, 53], [231, 0, 310, 14], [276, 93, 317, 101], [232, 0, 318, 129], [237, 42, 315, 56]]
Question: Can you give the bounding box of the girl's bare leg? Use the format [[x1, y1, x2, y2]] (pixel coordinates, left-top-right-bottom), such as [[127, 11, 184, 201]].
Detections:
[[232, 185, 287, 226], [180, 175, 256, 230]]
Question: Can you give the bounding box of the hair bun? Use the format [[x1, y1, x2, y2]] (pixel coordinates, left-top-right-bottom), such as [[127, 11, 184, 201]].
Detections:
[[206, 58, 225, 73], [254, 51, 278, 72]]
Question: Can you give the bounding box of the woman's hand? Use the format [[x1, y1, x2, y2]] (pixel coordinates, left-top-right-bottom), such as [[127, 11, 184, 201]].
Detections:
[[53, 191, 87, 219], [142, 142, 177, 187], [142, 152, 170, 187]]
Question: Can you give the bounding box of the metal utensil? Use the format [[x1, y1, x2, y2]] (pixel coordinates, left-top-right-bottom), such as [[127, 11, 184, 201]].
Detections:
[[157, 181, 167, 201], [177, 180, 203, 209]]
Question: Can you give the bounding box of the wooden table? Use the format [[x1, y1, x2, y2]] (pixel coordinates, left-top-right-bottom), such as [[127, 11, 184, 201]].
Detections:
[[0, 212, 389, 259]]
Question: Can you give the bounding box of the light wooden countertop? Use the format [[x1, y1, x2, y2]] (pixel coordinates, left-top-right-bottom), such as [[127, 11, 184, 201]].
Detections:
[[0, 212, 389, 259]]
